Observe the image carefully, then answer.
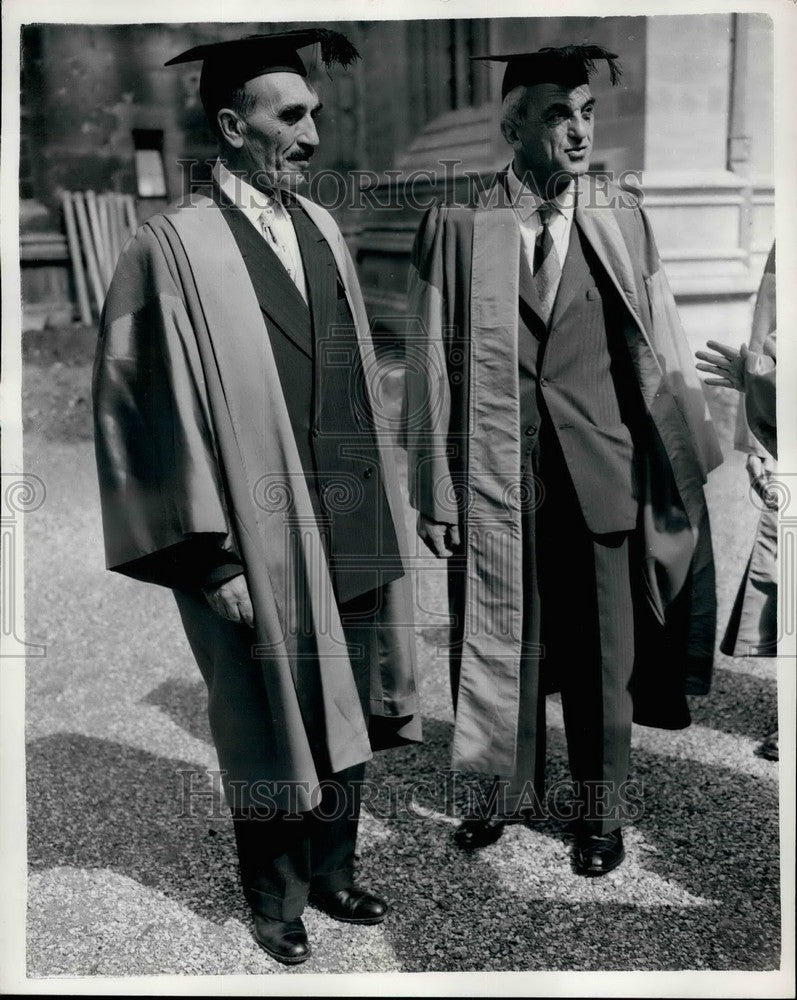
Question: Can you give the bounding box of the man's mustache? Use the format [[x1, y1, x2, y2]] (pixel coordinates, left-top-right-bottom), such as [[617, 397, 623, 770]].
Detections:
[[287, 147, 315, 162]]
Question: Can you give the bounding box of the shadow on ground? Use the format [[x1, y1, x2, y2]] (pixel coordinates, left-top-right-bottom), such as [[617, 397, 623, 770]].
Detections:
[[26, 732, 246, 927], [26, 703, 779, 972], [363, 716, 779, 971], [687, 665, 777, 739], [142, 677, 213, 745]]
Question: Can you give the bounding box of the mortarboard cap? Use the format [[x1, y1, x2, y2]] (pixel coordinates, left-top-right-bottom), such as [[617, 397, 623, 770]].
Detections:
[[165, 28, 360, 127], [472, 43, 622, 100]]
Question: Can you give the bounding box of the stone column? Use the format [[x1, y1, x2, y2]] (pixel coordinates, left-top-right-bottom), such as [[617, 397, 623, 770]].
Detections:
[[639, 14, 774, 347]]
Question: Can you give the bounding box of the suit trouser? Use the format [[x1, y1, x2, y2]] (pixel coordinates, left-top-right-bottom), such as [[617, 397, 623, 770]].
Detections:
[[231, 759, 367, 921], [486, 428, 636, 834], [534, 431, 636, 833], [174, 587, 377, 921]]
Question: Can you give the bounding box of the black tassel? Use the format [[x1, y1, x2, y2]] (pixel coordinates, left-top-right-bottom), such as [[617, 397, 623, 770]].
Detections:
[[539, 43, 623, 85], [316, 29, 361, 69]]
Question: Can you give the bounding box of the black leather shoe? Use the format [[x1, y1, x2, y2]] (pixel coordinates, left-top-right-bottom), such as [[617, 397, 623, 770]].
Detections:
[[309, 886, 388, 924], [453, 816, 506, 850], [252, 914, 311, 964], [573, 828, 625, 877]]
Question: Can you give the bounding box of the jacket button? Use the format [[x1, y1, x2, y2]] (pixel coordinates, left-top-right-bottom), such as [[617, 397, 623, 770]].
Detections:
[[311, 427, 320, 438], [525, 425, 537, 436], [539, 377, 549, 387], [363, 467, 373, 480]]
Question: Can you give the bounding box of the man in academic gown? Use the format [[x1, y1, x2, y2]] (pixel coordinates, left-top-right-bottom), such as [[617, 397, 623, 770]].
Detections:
[[696, 242, 778, 758], [93, 29, 420, 964], [404, 44, 721, 875]]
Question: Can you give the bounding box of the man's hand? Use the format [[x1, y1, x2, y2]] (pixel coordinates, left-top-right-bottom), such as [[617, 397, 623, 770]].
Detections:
[[746, 452, 776, 507], [695, 340, 747, 391], [203, 573, 254, 627], [418, 514, 460, 558]]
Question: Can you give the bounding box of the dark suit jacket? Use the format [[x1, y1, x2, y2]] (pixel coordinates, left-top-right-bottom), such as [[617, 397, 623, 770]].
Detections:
[[518, 217, 644, 533], [215, 186, 402, 605]]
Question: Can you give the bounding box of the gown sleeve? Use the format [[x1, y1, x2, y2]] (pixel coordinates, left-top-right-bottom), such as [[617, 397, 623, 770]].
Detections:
[[743, 332, 777, 460], [92, 225, 242, 590], [403, 204, 460, 525]]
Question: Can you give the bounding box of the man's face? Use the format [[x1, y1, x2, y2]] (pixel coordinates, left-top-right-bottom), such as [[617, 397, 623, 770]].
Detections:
[[507, 83, 595, 195], [222, 72, 321, 188]]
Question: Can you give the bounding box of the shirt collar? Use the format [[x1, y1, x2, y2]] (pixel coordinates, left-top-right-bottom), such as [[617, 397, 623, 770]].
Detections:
[[213, 159, 282, 227], [505, 162, 576, 225]]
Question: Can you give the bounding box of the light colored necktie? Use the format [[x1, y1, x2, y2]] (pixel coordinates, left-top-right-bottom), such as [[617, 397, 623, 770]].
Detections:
[[533, 203, 561, 323], [258, 204, 296, 282]]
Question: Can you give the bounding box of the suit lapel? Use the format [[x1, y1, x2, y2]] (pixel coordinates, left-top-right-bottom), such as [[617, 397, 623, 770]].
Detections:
[[518, 243, 545, 326], [213, 184, 313, 359], [286, 198, 337, 351], [573, 176, 646, 336], [485, 171, 549, 328]]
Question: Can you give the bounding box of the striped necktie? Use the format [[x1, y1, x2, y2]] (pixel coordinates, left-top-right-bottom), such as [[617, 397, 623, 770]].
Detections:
[[533, 203, 561, 323]]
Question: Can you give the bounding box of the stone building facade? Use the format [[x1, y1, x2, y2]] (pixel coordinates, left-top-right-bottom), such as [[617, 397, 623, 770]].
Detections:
[[20, 15, 774, 347]]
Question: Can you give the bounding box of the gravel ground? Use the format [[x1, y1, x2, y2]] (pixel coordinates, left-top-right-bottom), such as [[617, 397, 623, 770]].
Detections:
[[21, 333, 782, 979]]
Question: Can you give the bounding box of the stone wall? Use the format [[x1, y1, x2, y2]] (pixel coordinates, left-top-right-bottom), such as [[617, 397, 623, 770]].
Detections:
[[18, 15, 774, 341], [19, 19, 362, 327]]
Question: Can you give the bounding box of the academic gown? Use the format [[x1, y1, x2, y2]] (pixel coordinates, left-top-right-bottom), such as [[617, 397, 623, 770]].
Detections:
[[723, 244, 777, 658], [93, 190, 421, 813], [403, 173, 722, 780]]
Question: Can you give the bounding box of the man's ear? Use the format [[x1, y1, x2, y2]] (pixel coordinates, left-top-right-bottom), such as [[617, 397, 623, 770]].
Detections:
[[217, 108, 245, 148], [500, 119, 518, 147]]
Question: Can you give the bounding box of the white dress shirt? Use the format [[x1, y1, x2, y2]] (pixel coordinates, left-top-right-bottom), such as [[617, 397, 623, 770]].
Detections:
[[505, 163, 576, 292], [213, 159, 308, 302]]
